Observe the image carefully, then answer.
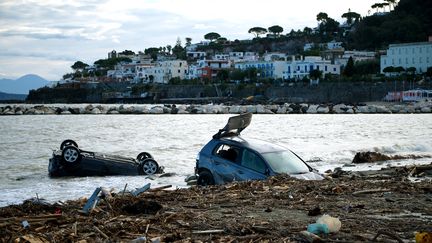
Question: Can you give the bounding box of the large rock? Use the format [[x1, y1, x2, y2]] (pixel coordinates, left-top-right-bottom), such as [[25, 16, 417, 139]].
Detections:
[[375, 106, 391, 114], [149, 106, 164, 114], [352, 152, 391, 163], [306, 105, 318, 114], [333, 104, 347, 114], [421, 107, 431, 113], [91, 108, 101, 114], [317, 105, 329, 114], [245, 105, 257, 114], [356, 106, 369, 114], [229, 106, 241, 114], [276, 106, 287, 114]]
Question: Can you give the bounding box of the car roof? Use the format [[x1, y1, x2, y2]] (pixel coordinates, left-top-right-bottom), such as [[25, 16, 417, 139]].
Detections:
[[218, 136, 288, 154]]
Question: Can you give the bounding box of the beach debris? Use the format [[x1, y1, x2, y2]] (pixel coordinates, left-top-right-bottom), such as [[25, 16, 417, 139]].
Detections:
[[22, 220, 30, 229], [352, 151, 429, 164], [415, 232, 432, 243], [1, 171, 431, 242], [307, 223, 329, 235], [81, 187, 101, 214], [316, 214, 341, 233], [372, 229, 404, 243], [131, 183, 151, 196], [308, 206, 322, 216], [299, 230, 323, 242]]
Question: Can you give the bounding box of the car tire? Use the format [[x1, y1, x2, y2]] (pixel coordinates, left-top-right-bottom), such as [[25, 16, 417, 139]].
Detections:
[[61, 145, 81, 165], [140, 159, 159, 175], [137, 152, 153, 162], [60, 140, 78, 150], [197, 170, 215, 186]]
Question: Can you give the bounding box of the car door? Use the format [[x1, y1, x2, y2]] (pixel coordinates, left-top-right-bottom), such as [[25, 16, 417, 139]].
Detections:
[[211, 143, 244, 183], [237, 148, 268, 181]]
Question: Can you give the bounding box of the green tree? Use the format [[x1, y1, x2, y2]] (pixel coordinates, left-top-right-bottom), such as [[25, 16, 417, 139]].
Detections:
[[185, 37, 192, 46], [248, 27, 267, 38], [119, 50, 135, 56], [166, 45, 172, 54], [343, 57, 355, 77], [216, 69, 229, 81], [268, 25, 284, 36], [303, 27, 313, 36], [342, 9, 361, 25], [316, 12, 329, 22], [383, 66, 395, 73], [309, 69, 323, 80], [204, 32, 221, 42], [71, 61, 89, 71]]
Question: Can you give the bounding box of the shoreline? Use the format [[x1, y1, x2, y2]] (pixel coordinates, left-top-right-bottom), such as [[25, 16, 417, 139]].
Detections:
[[1, 101, 432, 115], [1, 165, 431, 242]]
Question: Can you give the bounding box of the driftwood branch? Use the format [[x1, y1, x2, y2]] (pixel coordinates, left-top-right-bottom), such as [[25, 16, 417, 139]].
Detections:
[[352, 189, 391, 196]]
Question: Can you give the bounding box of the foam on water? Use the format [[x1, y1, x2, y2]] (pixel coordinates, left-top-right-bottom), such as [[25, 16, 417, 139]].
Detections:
[[0, 113, 431, 206]]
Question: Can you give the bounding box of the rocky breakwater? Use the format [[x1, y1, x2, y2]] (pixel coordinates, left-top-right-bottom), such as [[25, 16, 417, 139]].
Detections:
[[1, 101, 432, 115]]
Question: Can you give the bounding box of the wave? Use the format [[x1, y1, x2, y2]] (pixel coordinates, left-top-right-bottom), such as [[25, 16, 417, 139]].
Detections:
[[371, 143, 432, 154]]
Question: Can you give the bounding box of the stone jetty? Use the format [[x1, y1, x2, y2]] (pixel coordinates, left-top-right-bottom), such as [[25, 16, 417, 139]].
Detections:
[[1, 101, 432, 115]]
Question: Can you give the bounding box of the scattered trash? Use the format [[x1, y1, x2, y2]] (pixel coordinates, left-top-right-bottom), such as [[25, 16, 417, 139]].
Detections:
[[299, 230, 323, 242], [316, 214, 341, 233], [22, 220, 30, 229], [131, 183, 151, 196], [415, 231, 432, 243], [131, 236, 146, 243], [81, 187, 101, 214], [307, 223, 329, 235], [308, 206, 321, 216]]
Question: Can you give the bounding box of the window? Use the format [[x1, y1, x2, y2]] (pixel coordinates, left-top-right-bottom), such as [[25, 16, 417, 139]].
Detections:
[[325, 66, 328, 71], [241, 149, 266, 174], [214, 144, 240, 164], [333, 67, 336, 72]]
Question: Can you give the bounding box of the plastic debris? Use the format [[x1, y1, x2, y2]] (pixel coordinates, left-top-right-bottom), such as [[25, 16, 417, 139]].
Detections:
[[316, 214, 341, 233], [307, 223, 329, 235], [131, 183, 151, 196], [81, 187, 101, 214], [22, 220, 30, 229]]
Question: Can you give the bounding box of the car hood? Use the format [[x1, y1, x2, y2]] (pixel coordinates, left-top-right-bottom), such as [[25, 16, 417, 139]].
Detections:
[[290, 171, 324, 180]]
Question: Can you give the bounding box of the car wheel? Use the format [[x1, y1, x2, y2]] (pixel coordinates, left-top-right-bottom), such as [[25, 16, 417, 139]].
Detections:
[[140, 159, 159, 175], [197, 170, 215, 186], [60, 140, 78, 150], [137, 152, 153, 162], [62, 146, 81, 164]]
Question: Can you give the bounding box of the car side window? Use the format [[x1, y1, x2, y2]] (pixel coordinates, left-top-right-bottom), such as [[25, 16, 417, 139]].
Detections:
[[214, 144, 240, 164], [241, 149, 266, 174]]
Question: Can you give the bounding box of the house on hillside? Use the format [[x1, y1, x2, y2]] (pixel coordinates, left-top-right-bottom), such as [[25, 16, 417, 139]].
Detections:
[[380, 40, 432, 75]]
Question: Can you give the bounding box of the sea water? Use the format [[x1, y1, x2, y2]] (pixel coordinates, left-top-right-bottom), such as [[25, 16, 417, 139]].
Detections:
[[0, 114, 431, 206]]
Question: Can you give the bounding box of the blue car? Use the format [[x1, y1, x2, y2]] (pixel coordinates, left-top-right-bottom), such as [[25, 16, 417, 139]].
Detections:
[[195, 113, 323, 186]]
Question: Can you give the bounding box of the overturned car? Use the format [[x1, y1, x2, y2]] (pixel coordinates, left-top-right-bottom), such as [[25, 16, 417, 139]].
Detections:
[[49, 140, 163, 177], [195, 113, 324, 186]]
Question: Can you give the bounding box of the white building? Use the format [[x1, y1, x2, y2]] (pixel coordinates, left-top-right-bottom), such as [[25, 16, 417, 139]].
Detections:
[[263, 52, 287, 61], [283, 56, 341, 80], [234, 61, 287, 79], [186, 51, 206, 60], [150, 60, 188, 84], [381, 41, 432, 74]]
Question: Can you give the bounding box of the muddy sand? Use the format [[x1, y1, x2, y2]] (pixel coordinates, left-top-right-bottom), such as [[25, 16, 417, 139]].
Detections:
[[1, 164, 431, 242]]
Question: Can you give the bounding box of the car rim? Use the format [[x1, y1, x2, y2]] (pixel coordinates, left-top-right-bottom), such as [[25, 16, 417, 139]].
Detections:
[[64, 148, 78, 163], [143, 161, 157, 174]]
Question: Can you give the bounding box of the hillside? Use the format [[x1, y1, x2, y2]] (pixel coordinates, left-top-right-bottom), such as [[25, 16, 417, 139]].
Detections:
[[0, 74, 49, 95], [347, 0, 432, 50]]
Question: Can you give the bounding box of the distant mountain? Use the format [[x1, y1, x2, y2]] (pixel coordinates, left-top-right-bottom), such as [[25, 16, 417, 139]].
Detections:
[[0, 91, 27, 101], [0, 74, 49, 95]]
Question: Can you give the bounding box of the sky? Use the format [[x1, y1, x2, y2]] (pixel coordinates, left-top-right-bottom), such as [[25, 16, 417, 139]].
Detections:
[[0, 0, 379, 80]]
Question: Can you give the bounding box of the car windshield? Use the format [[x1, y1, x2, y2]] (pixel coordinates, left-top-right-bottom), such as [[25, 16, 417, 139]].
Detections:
[[262, 150, 310, 174]]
